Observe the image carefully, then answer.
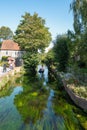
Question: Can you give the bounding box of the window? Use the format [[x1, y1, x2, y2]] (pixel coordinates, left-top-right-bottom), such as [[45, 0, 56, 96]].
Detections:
[[6, 51, 8, 55]]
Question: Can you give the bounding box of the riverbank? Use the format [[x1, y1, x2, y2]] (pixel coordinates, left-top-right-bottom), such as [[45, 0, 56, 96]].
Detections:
[[0, 67, 22, 90]]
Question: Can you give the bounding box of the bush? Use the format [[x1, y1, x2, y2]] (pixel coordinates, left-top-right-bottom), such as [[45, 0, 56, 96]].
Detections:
[[1, 56, 8, 61], [78, 61, 86, 68]]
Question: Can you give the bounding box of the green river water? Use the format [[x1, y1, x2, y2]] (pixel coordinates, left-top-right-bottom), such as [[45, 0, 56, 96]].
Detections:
[[0, 66, 87, 130]]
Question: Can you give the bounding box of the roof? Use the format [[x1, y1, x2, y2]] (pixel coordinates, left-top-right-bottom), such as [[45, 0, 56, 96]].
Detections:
[[1, 40, 20, 51]]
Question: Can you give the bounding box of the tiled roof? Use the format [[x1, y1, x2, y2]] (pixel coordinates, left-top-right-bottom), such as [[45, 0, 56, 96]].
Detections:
[[1, 40, 20, 51]]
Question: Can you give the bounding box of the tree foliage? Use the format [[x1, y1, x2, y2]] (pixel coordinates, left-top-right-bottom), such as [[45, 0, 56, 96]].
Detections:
[[0, 26, 13, 41], [14, 12, 52, 52], [70, 0, 87, 66], [14, 12, 52, 76], [54, 35, 69, 72], [23, 52, 39, 76], [70, 0, 87, 35]]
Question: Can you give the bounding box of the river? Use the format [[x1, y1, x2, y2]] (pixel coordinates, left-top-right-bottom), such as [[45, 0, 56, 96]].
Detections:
[[0, 65, 87, 130]]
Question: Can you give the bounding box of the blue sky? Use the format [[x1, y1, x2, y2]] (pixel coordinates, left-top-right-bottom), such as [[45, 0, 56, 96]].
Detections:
[[0, 0, 73, 40]]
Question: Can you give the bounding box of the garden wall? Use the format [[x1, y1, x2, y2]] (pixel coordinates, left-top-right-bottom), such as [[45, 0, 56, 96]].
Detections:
[[63, 80, 87, 111]]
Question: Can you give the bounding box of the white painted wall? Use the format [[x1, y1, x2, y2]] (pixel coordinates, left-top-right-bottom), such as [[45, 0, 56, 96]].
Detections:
[[0, 50, 24, 59]]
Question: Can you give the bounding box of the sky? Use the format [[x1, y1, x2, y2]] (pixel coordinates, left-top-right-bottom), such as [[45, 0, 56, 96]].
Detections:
[[0, 0, 74, 40]]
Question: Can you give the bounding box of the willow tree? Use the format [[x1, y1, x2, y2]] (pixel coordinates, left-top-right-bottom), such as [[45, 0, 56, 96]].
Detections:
[[70, 0, 87, 67], [14, 12, 52, 76]]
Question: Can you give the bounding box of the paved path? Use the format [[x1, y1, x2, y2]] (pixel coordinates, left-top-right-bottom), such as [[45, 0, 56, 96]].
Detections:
[[0, 66, 11, 77]]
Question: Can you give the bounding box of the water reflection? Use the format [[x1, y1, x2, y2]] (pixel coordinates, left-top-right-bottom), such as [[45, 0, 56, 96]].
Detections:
[[14, 65, 66, 130], [37, 64, 48, 85], [0, 66, 86, 130], [41, 89, 66, 130], [0, 86, 23, 130], [14, 85, 66, 130]]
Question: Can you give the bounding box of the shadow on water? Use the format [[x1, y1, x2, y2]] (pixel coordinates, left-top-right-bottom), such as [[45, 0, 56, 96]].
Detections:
[[0, 65, 86, 130]]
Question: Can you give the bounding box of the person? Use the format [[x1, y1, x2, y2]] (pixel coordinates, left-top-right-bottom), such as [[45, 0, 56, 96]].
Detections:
[[3, 64, 7, 72], [39, 65, 44, 78], [41, 65, 44, 73], [9, 63, 13, 70]]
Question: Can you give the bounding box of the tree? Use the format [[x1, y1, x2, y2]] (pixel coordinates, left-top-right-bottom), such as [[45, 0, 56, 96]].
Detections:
[[14, 12, 51, 52], [70, 0, 87, 66], [0, 26, 13, 41], [70, 0, 87, 35], [23, 52, 39, 77], [14, 12, 52, 76], [54, 35, 69, 72]]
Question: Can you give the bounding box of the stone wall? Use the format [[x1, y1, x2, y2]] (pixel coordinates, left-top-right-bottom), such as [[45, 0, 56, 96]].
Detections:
[[63, 80, 87, 111]]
